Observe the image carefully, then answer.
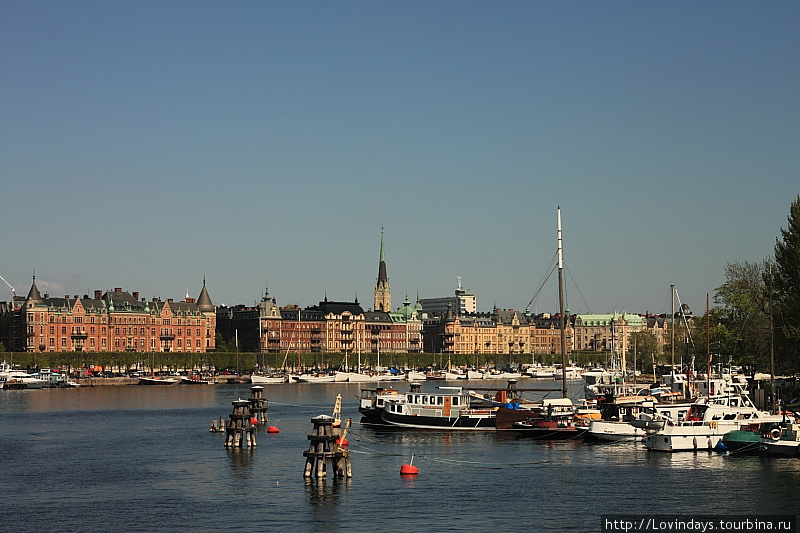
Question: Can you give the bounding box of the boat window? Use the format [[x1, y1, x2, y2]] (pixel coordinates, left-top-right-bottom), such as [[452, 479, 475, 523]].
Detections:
[[438, 397, 444, 405], [415, 395, 422, 404], [741, 413, 751, 419], [407, 395, 413, 402], [723, 414, 736, 420], [422, 396, 429, 405], [452, 397, 460, 406]]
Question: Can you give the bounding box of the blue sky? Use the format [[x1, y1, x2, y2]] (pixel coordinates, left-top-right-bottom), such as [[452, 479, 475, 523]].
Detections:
[[2, 1, 798, 317]]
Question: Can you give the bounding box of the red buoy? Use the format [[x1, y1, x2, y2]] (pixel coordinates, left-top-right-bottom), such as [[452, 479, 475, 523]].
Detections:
[[400, 454, 419, 476], [267, 426, 280, 433], [336, 437, 349, 447], [250, 417, 259, 426]]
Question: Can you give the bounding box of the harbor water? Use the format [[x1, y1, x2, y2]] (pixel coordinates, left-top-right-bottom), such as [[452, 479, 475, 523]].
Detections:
[[1, 380, 798, 532]]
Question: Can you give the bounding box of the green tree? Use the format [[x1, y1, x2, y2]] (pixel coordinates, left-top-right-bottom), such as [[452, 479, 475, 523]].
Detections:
[[628, 330, 661, 375], [773, 194, 800, 373], [713, 259, 772, 372]]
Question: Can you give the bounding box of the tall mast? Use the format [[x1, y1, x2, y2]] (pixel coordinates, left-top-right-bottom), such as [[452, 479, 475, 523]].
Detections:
[[769, 263, 776, 412], [557, 207, 568, 398], [670, 284, 675, 375]]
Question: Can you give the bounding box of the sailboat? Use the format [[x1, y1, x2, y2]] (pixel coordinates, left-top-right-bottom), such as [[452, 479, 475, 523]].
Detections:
[[512, 208, 592, 439]]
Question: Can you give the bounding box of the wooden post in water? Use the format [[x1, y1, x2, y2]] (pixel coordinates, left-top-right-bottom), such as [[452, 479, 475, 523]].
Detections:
[[248, 386, 269, 425], [303, 415, 350, 480], [224, 399, 256, 448]]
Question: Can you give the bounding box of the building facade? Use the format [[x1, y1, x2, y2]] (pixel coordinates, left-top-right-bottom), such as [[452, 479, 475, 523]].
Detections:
[[421, 306, 573, 357], [7, 277, 216, 353]]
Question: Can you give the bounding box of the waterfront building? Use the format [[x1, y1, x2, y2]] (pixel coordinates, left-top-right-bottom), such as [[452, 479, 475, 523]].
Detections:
[[418, 277, 476, 316], [421, 305, 573, 358], [7, 276, 216, 353]]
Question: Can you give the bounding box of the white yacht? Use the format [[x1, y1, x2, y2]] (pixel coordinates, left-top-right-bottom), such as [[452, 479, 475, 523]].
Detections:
[[0, 362, 47, 389], [644, 390, 782, 452]]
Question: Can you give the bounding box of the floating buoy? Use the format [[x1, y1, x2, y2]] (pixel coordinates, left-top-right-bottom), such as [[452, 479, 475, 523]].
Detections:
[[267, 426, 280, 433], [714, 441, 728, 453], [250, 417, 259, 426], [400, 454, 419, 476]]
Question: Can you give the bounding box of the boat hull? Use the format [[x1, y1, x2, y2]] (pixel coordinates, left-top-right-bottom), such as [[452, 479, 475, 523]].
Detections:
[[512, 421, 588, 440], [139, 377, 178, 385], [585, 420, 645, 442], [380, 410, 496, 431]]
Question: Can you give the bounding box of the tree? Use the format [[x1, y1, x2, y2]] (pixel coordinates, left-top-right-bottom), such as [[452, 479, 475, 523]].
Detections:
[[628, 330, 661, 375], [713, 259, 772, 372], [773, 194, 800, 373]]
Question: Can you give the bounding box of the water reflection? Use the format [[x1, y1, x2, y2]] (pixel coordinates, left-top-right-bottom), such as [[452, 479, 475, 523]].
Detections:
[[226, 447, 256, 479]]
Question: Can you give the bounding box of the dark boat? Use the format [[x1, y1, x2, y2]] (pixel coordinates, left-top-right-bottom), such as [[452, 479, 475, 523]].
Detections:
[[511, 415, 589, 440], [380, 386, 496, 431]]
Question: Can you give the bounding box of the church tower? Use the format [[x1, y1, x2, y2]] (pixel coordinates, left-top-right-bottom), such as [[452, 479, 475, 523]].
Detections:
[[374, 226, 391, 312]]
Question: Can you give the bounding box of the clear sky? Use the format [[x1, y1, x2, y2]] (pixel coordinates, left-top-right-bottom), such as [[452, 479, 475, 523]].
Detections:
[[2, 1, 798, 317]]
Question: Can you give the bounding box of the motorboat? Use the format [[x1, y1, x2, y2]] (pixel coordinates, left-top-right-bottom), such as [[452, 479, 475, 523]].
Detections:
[[293, 372, 337, 383], [760, 419, 800, 457], [358, 386, 405, 424], [585, 396, 659, 443], [644, 390, 782, 452], [0, 362, 47, 389], [180, 374, 215, 385], [250, 373, 288, 384], [139, 376, 179, 385]]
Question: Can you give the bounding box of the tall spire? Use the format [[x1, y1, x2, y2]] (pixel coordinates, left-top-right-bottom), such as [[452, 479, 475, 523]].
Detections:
[[197, 277, 214, 313], [374, 225, 391, 312]]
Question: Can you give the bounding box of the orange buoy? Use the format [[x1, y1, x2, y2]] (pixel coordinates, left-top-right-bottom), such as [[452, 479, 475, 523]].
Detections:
[[336, 437, 349, 447], [400, 454, 419, 476], [267, 426, 280, 433], [250, 417, 259, 425]]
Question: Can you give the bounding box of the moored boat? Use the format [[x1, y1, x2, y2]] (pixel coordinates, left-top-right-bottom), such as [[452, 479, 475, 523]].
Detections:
[[760, 420, 800, 457], [380, 386, 496, 430], [250, 373, 288, 384], [139, 376, 179, 385], [181, 375, 215, 385], [644, 390, 782, 452], [511, 415, 589, 440], [717, 424, 763, 455]]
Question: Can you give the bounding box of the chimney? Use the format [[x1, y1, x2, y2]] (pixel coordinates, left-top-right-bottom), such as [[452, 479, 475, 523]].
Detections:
[[115, 288, 122, 293], [167, 298, 173, 302], [132, 292, 139, 301], [95, 290, 102, 299]]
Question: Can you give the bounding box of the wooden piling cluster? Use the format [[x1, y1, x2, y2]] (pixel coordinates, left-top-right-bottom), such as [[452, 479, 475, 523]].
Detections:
[[248, 386, 268, 425], [224, 399, 256, 448], [303, 415, 352, 480]]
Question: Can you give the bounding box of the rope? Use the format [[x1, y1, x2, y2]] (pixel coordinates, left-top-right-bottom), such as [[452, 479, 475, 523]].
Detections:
[[417, 454, 553, 469]]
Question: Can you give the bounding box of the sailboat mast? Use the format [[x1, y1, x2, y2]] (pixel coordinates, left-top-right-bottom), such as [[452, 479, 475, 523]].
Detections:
[[557, 207, 568, 398]]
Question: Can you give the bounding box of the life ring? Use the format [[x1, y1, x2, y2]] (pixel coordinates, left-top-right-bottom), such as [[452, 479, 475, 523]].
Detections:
[[771, 429, 781, 440], [709, 421, 718, 429]]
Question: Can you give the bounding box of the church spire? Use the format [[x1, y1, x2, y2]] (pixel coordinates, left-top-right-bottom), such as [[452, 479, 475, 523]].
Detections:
[[374, 225, 391, 312]]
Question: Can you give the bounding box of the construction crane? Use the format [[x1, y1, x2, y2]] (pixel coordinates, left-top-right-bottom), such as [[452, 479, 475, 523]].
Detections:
[[0, 273, 16, 301]]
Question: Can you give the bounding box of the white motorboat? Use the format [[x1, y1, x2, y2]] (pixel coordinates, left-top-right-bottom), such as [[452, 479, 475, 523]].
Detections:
[[0, 362, 47, 389], [644, 390, 782, 452], [293, 373, 337, 383], [250, 373, 288, 384], [139, 376, 179, 385]]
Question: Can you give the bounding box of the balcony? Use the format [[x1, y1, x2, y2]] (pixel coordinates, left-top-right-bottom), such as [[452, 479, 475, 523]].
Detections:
[[71, 329, 88, 338]]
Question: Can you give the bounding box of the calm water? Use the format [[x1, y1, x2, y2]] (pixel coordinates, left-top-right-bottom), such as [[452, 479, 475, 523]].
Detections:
[[1, 381, 798, 533]]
